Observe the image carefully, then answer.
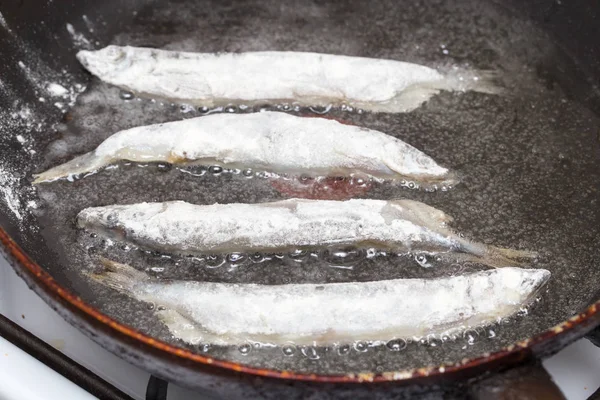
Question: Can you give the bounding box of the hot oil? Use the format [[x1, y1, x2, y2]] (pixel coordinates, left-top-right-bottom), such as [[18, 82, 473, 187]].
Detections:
[[30, 0, 600, 375]]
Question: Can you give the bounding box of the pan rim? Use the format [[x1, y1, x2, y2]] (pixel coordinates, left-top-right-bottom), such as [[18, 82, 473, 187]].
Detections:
[[1, 225, 598, 383]]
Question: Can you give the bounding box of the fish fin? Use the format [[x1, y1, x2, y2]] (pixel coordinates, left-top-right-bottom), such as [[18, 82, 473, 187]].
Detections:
[[381, 164, 461, 189], [392, 199, 455, 225], [88, 257, 148, 293], [32, 152, 109, 184], [380, 144, 460, 188]]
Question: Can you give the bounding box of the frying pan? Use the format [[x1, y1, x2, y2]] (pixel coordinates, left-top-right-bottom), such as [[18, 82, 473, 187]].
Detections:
[[1, 0, 599, 397]]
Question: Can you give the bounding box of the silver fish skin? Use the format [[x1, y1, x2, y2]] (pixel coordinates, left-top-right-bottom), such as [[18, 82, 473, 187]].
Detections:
[[77, 198, 536, 269], [33, 111, 456, 185], [93, 259, 550, 345], [77, 46, 500, 113]]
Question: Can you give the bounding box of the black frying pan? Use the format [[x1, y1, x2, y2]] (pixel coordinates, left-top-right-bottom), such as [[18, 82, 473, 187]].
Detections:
[[1, 0, 599, 398]]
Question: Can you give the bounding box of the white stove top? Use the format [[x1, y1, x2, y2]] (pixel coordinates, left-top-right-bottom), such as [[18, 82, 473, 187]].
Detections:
[[1, 255, 599, 400]]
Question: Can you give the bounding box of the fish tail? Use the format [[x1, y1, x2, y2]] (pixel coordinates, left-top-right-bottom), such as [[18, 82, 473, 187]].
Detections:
[[436, 169, 461, 188], [403, 169, 461, 190], [483, 245, 539, 268], [381, 69, 502, 112], [32, 152, 109, 184], [89, 257, 148, 294], [438, 68, 504, 95], [457, 240, 538, 268]]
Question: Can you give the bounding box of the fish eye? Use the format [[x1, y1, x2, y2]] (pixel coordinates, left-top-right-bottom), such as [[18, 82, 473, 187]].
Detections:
[[104, 46, 126, 62]]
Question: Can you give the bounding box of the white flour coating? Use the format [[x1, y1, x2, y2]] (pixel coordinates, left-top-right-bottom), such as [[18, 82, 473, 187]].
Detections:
[[76, 46, 500, 112], [78, 198, 536, 268], [94, 261, 550, 345], [0, 11, 13, 35], [66, 23, 92, 49], [1, 103, 39, 155], [33, 111, 455, 184], [10, 54, 85, 121], [82, 15, 95, 33], [0, 169, 23, 220], [46, 82, 69, 96]]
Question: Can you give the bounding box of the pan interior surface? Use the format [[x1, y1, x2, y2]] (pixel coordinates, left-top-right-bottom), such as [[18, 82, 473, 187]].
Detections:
[[1, 0, 600, 376]]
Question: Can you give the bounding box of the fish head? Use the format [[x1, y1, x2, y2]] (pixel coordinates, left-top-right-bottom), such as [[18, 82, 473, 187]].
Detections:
[[77, 45, 133, 79], [508, 267, 551, 297], [77, 206, 128, 241]]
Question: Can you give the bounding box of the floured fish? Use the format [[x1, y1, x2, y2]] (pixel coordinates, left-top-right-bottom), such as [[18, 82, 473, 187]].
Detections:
[[33, 112, 456, 186], [92, 259, 550, 345], [77, 46, 500, 113], [77, 198, 536, 268]]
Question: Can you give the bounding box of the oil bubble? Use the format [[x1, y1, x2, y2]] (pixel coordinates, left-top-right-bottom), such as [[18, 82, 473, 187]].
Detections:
[[289, 249, 308, 261], [386, 338, 407, 352], [209, 166, 223, 175], [323, 247, 363, 265], [156, 162, 172, 172], [415, 254, 431, 268], [366, 248, 377, 258], [206, 255, 224, 268], [199, 344, 211, 352], [119, 90, 134, 100], [308, 104, 332, 114], [238, 343, 252, 355], [179, 104, 195, 113], [282, 345, 296, 356], [242, 168, 254, 177], [354, 341, 368, 352], [147, 303, 155, 311], [354, 177, 367, 186], [198, 106, 210, 114], [227, 253, 247, 265], [337, 344, 351, 355], [441, 333, 456, 342], [463, 329, 479, 345]]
